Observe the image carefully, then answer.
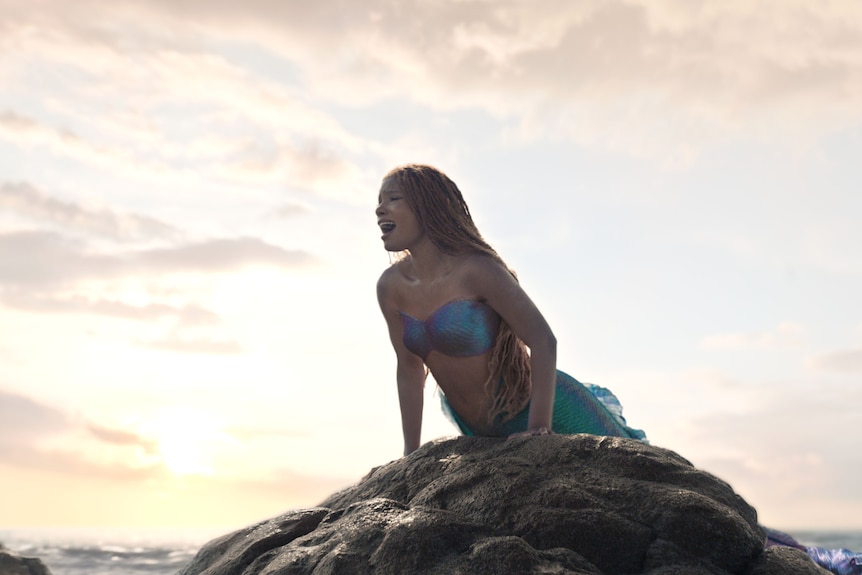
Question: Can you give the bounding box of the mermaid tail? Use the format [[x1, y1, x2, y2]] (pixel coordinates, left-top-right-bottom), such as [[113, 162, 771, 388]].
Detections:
[[807, 547, 862, 575], [581, 380, 647, 441], [764, 527, 862, 575], [440, 370, 646, 440]]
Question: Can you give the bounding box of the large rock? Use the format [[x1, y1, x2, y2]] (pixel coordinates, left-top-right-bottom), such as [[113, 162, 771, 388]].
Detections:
[[0, 544, 52, 575], [179, 434, 829, 574]]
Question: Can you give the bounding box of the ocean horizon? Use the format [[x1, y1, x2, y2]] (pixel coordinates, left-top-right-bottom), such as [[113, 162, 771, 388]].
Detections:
[[1, 527, 226, 575], [2, 526, 862, 574]]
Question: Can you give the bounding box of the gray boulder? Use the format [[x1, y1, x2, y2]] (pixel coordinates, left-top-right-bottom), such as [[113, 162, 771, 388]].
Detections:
[[179, 434, 829, 574], [0, 544, 52, 575]]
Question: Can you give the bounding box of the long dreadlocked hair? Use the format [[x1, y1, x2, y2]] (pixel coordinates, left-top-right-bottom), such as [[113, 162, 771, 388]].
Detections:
[[384, 163, 532, 427]]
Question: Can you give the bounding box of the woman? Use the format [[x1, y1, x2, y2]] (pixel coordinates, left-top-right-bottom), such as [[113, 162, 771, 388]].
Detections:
[[375, 163, 644, 456]]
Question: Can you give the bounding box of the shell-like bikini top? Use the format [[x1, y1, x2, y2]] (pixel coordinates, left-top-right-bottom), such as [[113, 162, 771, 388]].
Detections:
[[400, 299, 501, 359]]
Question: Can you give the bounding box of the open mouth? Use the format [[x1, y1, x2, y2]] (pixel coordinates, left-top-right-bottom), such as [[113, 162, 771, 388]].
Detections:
[[379, 222, 396, 234]]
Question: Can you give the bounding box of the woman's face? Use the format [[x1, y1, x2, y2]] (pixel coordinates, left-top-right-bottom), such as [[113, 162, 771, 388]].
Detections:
[[376, 176, 424, 252]]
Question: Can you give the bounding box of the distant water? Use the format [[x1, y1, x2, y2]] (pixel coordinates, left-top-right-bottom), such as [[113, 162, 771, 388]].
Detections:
[[0, 527, 227, 575], [2, 527, 861, 574], [793, 530, 862, 552]]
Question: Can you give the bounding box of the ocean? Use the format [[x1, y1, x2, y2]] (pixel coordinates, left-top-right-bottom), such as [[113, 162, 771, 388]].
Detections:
[[0, 527, 226, 575], [2, 527, 861, 574]]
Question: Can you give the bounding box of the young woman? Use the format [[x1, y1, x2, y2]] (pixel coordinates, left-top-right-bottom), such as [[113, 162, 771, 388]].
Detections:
[[375, 163, 645, 456]]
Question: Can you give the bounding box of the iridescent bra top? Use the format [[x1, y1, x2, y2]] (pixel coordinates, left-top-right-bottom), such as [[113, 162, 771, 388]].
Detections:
[[400, 299, 501, 359]]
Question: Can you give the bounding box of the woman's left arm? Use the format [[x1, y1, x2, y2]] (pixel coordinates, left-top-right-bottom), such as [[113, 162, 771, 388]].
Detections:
[[467, 256, 557, 432]]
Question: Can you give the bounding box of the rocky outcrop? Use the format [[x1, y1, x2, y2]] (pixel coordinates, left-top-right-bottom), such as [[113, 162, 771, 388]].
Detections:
[[0, 544, 52, 575], [179, 434, 829, 574]]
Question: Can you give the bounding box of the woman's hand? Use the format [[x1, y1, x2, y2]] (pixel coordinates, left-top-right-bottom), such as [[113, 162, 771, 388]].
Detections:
[[507, 427, 553, 440]]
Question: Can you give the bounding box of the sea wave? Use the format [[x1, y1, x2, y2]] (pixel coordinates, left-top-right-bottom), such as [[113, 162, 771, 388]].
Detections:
[[794, 530, 862, 553], [0, 527, 224, 575]]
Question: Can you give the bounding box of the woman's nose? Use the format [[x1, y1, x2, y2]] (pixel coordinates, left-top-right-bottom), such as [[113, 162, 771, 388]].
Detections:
[[375, 203, 385, 216]]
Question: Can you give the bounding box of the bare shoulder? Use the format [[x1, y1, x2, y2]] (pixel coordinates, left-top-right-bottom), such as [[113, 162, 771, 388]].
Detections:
[[459, 252, 515, 286], [376, 262, 396, 288], [377, 259, 411, 304]]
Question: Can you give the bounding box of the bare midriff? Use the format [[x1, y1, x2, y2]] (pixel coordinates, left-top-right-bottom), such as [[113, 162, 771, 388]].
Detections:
[[425, 350, 519, 434]]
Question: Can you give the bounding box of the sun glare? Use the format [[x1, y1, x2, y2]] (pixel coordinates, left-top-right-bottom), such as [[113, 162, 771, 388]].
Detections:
[[145, 408, 224, 477]]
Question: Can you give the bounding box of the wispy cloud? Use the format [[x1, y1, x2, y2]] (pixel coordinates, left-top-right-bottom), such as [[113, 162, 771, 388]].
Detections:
[[134, 237, 315, 273], [0, 389, 164, 480], [0, 289, 221, 325], [86, 422, 157, 453], [0, 6, 371, 197], [0, 231, 315, 287], [0, 181, 180, 242], [0, 110, 165, 181], [0, 389, 70, 443]]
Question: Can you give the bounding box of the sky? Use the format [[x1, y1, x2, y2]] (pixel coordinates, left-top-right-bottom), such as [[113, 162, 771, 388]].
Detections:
[[0, 0, 860, 531]]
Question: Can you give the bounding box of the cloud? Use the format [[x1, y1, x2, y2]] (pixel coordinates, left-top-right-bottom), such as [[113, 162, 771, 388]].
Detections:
[[135, 237, 315, 273], [700, 322, 806, 351], [0, 110, 38, 132], [216, 139, 361, 195], [0, 388, 70, 443], [0, 110, 135, 176], [0, 181, 180, 242], [4, 0, 860, 170], [0, 231, 315, 287], [0, 229, 307, 353], [86, 422, 157, 453], [0, 231, 109, 285], [1, 443, 164, 481], [0, 389, 164, 480], [0, 289, 221, 325], [128, 0, 860, 154], [807, 348, 862, 373], [0, 8, 371, 197]]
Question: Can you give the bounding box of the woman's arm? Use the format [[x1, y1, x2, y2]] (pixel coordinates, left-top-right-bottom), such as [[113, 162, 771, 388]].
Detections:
[[466, 255, 557, 432], [377, 269, 428, 455], [396, 355, 426, 454]]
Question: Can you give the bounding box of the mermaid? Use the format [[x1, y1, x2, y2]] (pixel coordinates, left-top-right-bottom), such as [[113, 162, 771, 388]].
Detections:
[[375, 163, 860, 574], [377, 163, 648, 448]]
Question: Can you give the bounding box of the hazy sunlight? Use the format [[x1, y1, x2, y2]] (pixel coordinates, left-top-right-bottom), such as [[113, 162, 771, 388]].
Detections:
[[145, 408, 223, 477]]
